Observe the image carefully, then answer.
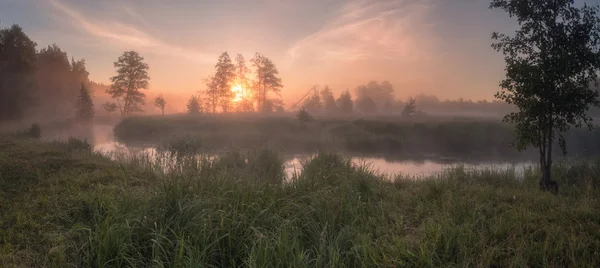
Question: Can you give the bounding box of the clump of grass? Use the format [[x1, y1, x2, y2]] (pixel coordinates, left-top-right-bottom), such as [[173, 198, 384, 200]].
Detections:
[[1, 136, 600, 267]]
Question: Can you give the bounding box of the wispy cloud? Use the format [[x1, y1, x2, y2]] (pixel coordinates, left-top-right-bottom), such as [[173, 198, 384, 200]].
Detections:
[[286, 0, 437, 65], [47, 0, 214, 64]]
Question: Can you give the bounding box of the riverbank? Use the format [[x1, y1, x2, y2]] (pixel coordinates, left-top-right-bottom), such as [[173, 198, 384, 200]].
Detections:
[[1, 136, 599, 267], [113, 114, 600, 160]]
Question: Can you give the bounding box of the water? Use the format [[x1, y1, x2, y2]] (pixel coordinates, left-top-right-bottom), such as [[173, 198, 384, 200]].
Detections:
[[94, 141, 534, 179]]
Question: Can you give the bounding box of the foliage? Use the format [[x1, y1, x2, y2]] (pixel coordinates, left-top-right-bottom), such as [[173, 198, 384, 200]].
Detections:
[[0, 24, 38, 121], [214, 52, 236, 112], [296, 108, 313, 122], [103, 102, 118, 114], [321, 86, 338, 113], [1, 136, 600, 267], [234, 53, 254, 112], [153, 95, 167, 116], [401, 98, 416, 117], [251, 53, 283, 112], [302, 90, 321, 112], [107, 51, 150, 116], [336, 90, 354, 114], [75, 83, 94, 122], [491, 0, 600, 190], [355, 80, 394, 113], [28, 123, 41, 139], [186, 95, 201, 114], [356, 96, 377, 114]]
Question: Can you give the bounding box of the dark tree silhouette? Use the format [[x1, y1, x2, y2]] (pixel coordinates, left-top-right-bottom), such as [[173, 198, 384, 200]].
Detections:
[[320, 86, 337, 113], [356, 96, 377, 114], [154, 95, 167, 116], [187, 95, 201, 114], [336, 90, 353, 114], [251, 53, 282, 112], [235, 54, 253, 112], [401, 98, 416, 117], [75, 83, 94, 122], [214, 52, 235, 112], [491, 0, 600, 192], [107, 51, 150, 116], [103, 102, 118, 114], [0, 24, 38, 121]]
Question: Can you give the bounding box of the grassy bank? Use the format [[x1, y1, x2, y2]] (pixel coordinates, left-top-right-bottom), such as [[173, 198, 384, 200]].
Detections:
[[114, 114, 600, 160], [1, 136, 600, 267]]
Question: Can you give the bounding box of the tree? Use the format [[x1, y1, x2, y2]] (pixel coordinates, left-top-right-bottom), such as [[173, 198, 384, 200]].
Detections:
[[107, 51, 150, 116], [187, 95, 201, 114], [336, 90, 353, 114], [491, 0, 600, 192], [75, 83, 94, 122], [401, 98, 416, 117], [213, 52, 236, 112], [355, 80, 394, 113], [103, 102, 118, 114], [204, 74, 218, 113], [251, 53, 283, 112], [154, 95, 166, 116], [321, 86, 338, 113], [235, 54, 253, 112], [302, 91, 321, 112], [356, 96, 377, 114], [0, 24, 38, 121]]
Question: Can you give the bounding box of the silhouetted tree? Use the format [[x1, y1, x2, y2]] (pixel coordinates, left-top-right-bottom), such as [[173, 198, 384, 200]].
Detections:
[[235, 54, 253, 112], [355, 80, 394, 113], [320, 86, 337, 113], [296, 108, 312, 122], [356, 96, 377, 114], [336, 90, 353, 114], [107, 51, 150, 116], [302, 91, 321, 112], [251, 53, 282, 112], [187, 95, 201, 114], [203, 74, 219, 113], [154, 95, 166, 116], [103, 102, 118, 114], [75, 83, 94, 122], [491, 0, 600, 192], [214, 52, 235, 112], [401, 98, 416, 117], [0, 24, 38, 120]]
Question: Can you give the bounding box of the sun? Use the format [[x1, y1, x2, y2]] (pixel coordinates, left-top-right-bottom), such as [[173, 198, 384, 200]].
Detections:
[[231, 83, 244, 102]]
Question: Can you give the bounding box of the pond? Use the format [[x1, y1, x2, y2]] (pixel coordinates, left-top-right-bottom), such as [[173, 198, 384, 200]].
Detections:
[[93, 141, 534, 179]]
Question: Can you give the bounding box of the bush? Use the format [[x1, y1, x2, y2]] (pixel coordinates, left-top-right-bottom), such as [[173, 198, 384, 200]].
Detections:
[[296, 109, 313, 122], [29, 123, 41, 139]]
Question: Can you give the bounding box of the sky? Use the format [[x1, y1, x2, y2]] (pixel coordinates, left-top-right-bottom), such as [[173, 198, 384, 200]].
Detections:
[[1, 0, 599, 103]]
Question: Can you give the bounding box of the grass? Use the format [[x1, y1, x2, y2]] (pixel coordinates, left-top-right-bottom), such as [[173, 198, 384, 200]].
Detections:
[[113, 114, 600, 160], [1, 135, 600, 267]]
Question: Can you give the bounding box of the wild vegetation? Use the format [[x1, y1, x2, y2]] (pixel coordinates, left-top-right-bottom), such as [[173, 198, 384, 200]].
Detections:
[[1, 135, 599, 267], [114, 114, 600, 161]]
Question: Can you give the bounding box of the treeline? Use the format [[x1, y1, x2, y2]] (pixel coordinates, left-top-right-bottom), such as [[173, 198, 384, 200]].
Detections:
[[185, 52, 283, 114], [0, 24, 95, 122]]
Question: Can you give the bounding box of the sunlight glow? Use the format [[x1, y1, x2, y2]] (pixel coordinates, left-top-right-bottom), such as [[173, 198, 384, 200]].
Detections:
[[231, 84, 244, 103]]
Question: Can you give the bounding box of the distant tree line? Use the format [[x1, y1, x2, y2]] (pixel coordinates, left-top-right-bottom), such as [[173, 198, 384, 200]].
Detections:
[[0, 24, 93, 122]]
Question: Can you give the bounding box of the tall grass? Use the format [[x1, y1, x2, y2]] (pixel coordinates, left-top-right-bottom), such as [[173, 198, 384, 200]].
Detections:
[[1, 136, 599, 267]]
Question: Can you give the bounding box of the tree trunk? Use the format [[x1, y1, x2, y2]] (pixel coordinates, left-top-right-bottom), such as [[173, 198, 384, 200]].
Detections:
[[161, 108, 164, 116], [540, 128, 558, 194]]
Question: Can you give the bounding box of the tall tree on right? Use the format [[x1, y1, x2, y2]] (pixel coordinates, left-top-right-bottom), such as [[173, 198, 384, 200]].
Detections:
[[251, 53, 282, 112], [107, 51, 150, 117], [491, 0, 600, 192]]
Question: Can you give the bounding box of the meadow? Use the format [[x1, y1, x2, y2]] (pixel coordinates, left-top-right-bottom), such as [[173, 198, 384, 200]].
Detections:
[[1, 134, 599, 267], [114, 113, 600, 161]]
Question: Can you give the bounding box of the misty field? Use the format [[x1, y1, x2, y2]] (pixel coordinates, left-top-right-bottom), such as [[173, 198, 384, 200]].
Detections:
[[114, 114, 600, 160], [1, 135, 599, 267]]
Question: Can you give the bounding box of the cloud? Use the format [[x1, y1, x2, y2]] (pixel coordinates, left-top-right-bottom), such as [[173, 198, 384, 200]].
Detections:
[[47, 0, 214, 64], [286, 0, 437, 65]]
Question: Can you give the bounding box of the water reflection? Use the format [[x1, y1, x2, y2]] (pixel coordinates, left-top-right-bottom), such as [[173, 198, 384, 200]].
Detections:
[[93, 141, 534, 179]]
